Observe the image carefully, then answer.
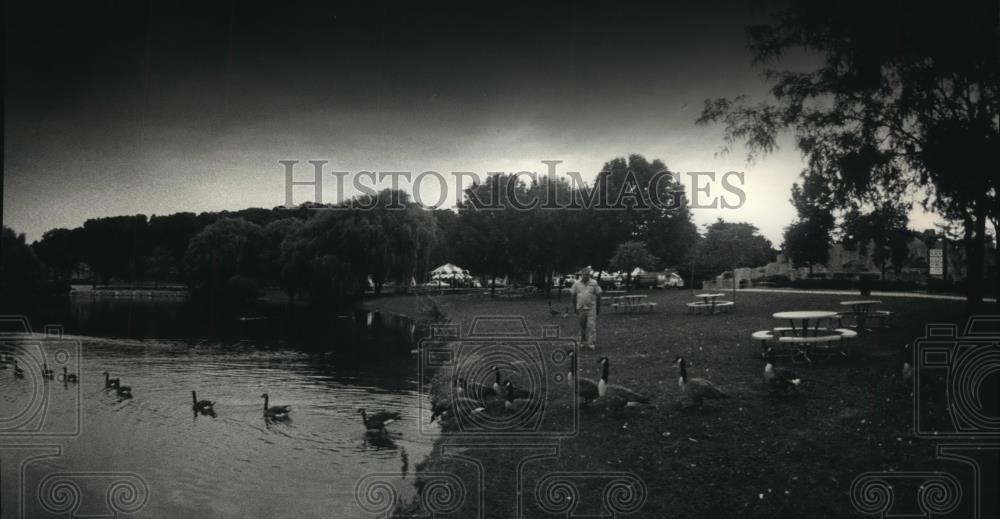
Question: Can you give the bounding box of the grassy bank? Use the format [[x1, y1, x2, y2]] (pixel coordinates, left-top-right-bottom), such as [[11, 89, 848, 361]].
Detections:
[[365, 289, 990, 518]]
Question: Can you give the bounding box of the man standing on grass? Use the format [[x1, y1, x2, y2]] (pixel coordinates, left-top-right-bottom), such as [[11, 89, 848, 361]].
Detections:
[[571, 267, 602, 350]]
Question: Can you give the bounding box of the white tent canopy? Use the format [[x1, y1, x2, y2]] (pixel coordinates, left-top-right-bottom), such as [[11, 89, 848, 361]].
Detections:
[[630, 267, 646, 277], [430, 263, 471, 280]]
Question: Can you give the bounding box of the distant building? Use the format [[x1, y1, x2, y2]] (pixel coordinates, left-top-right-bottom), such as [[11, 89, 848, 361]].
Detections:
[[705, 236, 995, 289]]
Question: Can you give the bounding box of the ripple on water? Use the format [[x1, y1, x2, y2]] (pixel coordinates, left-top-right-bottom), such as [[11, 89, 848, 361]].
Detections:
[[3, 334, 436, 518]]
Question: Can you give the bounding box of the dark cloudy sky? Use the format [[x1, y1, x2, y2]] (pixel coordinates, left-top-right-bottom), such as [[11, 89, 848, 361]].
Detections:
[[4, 1, 937, 243]]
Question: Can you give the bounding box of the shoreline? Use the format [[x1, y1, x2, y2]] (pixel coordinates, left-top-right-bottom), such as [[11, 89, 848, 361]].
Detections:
[[362, 290, 982, 518]]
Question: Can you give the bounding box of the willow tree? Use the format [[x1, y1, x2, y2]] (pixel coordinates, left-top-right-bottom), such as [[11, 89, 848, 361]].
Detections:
[[699, 0, 998, 309]]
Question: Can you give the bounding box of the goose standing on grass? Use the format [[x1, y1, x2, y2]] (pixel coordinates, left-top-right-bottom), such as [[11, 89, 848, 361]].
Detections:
[[503, 381, 531, 412], [596, 357, 651, 405], [42, 363, 54, 380], [61, 366, 78, 383], [674, 356, 728, 407], [359, 409, 401, 432], [901, 344, 914, 383], [763, 348, 801, 393], [491, 366, 503, 395], [566, 350, 600, 404], [457, 377, 497, 399], [192, 391, 215, 415], [13, 359, 25, 379], [430, 395, 486, 423], [261, 393, 291, 420]]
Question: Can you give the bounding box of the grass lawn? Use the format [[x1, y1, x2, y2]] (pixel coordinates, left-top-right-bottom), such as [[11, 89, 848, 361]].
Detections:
[[365, 289, 994, 518]]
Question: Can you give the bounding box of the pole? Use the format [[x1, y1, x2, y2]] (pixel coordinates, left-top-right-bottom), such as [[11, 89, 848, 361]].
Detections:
[[732, 265, 737, 302]]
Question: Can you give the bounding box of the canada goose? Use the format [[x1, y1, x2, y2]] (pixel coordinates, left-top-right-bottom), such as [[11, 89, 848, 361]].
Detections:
[[674, 356, 728, 406], [763, 348, 800, 393], [566, 350, 600, 403], [490, 366, 504, 395], [359, 409, 401, 431], [503, 381, 531, 412], [901, 344, 913, 382], [61, 366, 78, 383], [13, 359, 25, 378], [192, 391, 215, 414], [102, 372, 117, 389], [456, 377, 497, 399], [115, 381, 133, 399], [430, 395, 486, 423], [597, 357, 651, 405], [42, 363, 54, 379], [261, 393, 291, 419]]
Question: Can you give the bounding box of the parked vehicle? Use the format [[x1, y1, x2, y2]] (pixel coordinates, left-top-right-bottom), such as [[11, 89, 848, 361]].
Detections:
[[424, 280, 450, 288], [634, 271, 685, 289]]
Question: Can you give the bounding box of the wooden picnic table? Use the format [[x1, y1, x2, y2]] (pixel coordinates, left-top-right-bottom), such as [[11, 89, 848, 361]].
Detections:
[[611, 294, 655, 313], [694, 293, 727, 314], [772, 310, 839, 337], [616, 294, 647, 305], [839, 300, 882, 333]]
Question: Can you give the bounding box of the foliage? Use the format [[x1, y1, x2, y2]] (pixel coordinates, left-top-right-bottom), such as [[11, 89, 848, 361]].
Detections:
[[609, 241, 659, 286], [841, 203, 913, 278], [1, 226, 42, 305], [697, 220, 776, 275], [698, 0, 999, 307]]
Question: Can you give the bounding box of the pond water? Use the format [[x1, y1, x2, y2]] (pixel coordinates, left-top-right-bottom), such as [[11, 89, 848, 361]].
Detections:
[[0, 298, 435, 518]]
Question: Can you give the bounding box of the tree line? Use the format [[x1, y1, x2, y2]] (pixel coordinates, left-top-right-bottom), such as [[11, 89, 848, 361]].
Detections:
[[3, 154, 782, 307]]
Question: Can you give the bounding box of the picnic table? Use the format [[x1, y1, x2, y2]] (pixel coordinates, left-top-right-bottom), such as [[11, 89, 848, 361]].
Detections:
[[611, 294, 656, 313], [769, 310, 856, 363], [686, 293, 733, 315], [772, 310, 839, 337], [839, 300, 882, 333]]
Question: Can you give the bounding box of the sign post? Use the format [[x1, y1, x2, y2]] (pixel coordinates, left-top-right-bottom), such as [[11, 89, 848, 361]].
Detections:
[[929, 248, 944, 278]]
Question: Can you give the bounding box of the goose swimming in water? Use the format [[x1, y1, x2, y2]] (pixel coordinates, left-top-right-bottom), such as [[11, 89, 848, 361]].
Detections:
[[61, 366, 78, 383], [103, 372, 117, 389], [13, 359, 25, 379], [115, 380, 133, 399], [359, 409, 401, 432], [675, 356, 728, 407], [192, 391, 215, 414], [261, 393, 291, 420], [42, 363, 54, 380]]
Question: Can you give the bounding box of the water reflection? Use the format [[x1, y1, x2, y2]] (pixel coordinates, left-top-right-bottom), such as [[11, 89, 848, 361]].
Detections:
[[0, 298, 436, 519]]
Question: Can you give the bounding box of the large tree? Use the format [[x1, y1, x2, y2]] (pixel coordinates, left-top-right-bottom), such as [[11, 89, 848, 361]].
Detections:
[[699, 220, 776, 276], [699, 0, 998, 309], [841, 203, 913, 279], [609, 240, 659, 287], [783, 174, 835, 274]]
